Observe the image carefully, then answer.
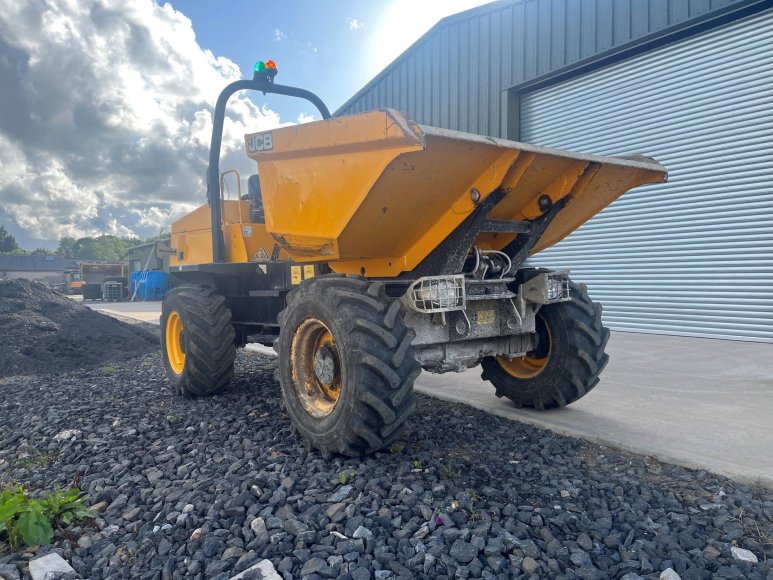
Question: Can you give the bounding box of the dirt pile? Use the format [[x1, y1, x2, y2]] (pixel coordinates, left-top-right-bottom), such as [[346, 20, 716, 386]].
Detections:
[[0, 279, 158, 377]]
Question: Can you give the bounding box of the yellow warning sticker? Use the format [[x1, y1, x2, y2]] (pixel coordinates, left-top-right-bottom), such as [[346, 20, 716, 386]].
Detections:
[[477, 309, 496, 325], [290, 266, 302, 284], [303, 265, 315, 279]]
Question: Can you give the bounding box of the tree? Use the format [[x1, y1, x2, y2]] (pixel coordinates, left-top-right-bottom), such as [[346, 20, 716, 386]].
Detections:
[[73, 237, 97, 260], [72, 235, 141, 261], [56, 236, 77, 258], [139, 233, 171, 244], [0, 226, 20, 253]]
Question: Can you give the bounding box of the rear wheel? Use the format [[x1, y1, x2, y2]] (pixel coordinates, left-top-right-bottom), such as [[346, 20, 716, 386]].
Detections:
[[276, 276, 420, 457], [481, 282, 609, 409], [161, 285, 235, 397]]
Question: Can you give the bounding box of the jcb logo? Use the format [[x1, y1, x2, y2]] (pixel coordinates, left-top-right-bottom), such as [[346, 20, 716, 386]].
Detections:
[[247, 132, 273, 152]]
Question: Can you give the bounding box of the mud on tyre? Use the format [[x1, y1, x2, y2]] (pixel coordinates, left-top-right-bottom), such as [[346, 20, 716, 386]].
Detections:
[[275, 276, 420, 457], [161, 285, 236, 397], [481, 282, 609, 410]]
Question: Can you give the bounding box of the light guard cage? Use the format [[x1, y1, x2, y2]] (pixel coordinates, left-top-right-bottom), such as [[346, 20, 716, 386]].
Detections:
[[406, 275, 466, 313], [545, 271, 571, 302]]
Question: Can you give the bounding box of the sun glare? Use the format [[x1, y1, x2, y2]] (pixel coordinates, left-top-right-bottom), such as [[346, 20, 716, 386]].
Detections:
[[369, 0, 493, 75]]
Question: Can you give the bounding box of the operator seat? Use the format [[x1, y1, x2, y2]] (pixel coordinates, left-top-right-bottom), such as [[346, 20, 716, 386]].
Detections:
[[247, 174, 265, 224]]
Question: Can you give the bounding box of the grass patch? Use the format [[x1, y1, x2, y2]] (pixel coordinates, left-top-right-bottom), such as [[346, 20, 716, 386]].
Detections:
[[438, 461, 461, 480]]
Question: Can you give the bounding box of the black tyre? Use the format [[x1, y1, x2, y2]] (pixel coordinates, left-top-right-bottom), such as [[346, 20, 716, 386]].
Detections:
[[161, 285, 236, 397], [275, 276, 420, 457], [481, 282, 609, 409]]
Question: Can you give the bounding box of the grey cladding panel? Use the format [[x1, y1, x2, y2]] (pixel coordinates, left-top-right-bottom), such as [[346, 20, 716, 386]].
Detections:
[[550, 1, 566, 69], [337, 0, 752, 137]]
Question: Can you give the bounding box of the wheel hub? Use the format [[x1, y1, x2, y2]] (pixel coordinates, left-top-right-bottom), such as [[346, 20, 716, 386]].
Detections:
[[313, 345, 338, 386], [498, 313, 551, 379], [290, 318, 342, 418]]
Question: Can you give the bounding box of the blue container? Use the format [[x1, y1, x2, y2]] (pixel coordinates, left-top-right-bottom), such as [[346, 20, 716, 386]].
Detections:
[[131, 271, 168, 301]]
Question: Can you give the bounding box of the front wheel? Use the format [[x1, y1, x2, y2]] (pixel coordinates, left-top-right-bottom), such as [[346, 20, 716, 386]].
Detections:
[[481, 282, 609, 409], [275, 276, 420, 458], [161, 285, 236, 397]]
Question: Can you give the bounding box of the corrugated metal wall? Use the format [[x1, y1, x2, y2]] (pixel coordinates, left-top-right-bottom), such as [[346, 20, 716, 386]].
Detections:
[[520, 9, 773, 341], [337, 0, 750, 136]]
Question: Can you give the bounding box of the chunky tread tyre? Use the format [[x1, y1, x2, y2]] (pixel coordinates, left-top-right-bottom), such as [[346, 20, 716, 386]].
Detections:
[[161, 285, 235, 397], [275, 276, 419, 457], [481, 282, 609, 410]]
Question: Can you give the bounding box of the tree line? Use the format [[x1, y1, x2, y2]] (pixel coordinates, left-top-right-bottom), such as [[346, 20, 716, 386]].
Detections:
[[0, 226, 168, 261]]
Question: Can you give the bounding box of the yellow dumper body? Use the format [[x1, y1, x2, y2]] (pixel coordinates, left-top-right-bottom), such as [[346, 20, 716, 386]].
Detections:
[[172, 109, 665, 276]]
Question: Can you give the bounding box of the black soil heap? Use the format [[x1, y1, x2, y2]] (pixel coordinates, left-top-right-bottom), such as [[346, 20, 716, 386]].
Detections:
[[0, 279, 157, 377]]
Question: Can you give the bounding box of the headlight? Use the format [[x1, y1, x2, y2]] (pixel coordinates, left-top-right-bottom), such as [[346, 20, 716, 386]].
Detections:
[[519, 271, 570, 304], [546, 277, 563, 301], [545, 272, 570, 302], [406, 275, 465, 313], [417, 280, 458, 306]]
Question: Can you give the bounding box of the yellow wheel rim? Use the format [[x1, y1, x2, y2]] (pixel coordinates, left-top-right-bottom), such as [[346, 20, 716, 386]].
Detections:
[[497, 314, 551, 379], [290, 318, 342, 418], [165, 311, 185, 374]]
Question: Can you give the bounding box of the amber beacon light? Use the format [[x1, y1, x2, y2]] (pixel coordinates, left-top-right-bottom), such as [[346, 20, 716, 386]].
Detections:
[[253, 60, 278, 81]]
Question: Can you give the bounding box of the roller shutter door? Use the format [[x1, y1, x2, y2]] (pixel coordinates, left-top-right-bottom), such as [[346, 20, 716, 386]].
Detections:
[[520, 9, 773, 342]]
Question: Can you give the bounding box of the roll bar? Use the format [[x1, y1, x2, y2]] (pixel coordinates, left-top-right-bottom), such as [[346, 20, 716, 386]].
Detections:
[[207, 70, 331, 263]]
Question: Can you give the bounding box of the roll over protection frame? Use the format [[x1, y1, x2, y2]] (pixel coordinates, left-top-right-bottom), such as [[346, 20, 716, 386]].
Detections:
[[207, 72, 331, 263]]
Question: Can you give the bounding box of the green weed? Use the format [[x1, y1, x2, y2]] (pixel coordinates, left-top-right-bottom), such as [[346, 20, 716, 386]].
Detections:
[[0, 486, 96, 549], [438, 461, 461, 480], [389, 442, 405, 454], [338, 471, 359, 485], [14, 451, 59, 469]]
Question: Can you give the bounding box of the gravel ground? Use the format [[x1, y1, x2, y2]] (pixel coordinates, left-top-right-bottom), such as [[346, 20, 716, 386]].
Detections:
[[1, 339, 771, 580]]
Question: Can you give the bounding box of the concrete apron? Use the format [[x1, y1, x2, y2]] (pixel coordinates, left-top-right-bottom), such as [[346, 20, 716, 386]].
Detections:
[[84, 300, 773, 489], [417, 331, 773, 489]]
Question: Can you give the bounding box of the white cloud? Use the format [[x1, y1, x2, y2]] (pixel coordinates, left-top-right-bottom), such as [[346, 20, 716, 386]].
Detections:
[[298, 41, 318, 56], [347, 17, 364, 30], [273, 28, 286, 41], [296, 113, 315, 124], [0, 0, 290, 243]]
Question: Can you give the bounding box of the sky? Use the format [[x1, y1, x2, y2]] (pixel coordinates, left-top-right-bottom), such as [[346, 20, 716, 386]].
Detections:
[[0, 0, 493, 250]]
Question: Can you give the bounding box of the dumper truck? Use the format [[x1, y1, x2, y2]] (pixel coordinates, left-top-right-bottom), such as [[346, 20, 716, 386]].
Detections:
[[64, 269, 84, 295], [162, 60, 667, 457]]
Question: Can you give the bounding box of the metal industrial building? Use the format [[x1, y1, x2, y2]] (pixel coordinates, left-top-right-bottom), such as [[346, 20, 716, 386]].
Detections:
[[338, 0, 773, 342], [0, 254, 77, 286]]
